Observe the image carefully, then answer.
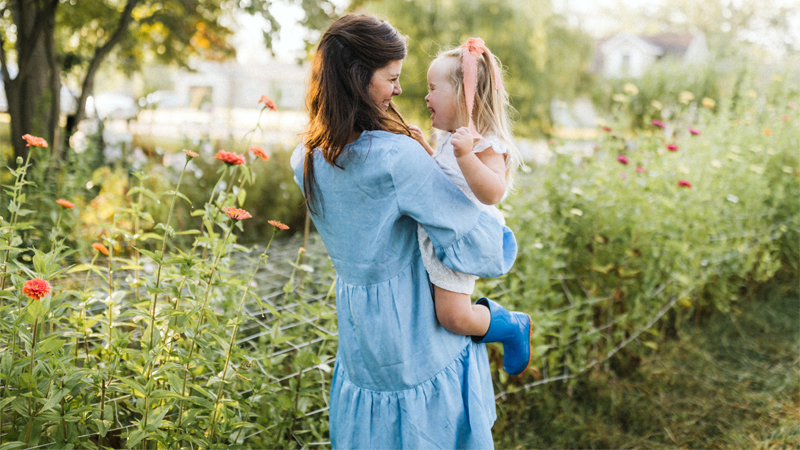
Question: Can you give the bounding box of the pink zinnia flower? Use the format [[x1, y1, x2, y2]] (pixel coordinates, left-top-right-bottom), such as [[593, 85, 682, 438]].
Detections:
[[636, 166, 646, 173], [182, 149, 199, 159], [602, 126, 612, 132], [214, 150, 246, 166], [617, 155, 629, 165], [268, 220, 289, 231], [781, 115, 790, 122], [678, 180, 692, 188], [22, 278, 51, 301], [789, 102, 798, 110], [621, 172, 627, 180], [666, 144, 679, 152], [223, 207, 252, 221], [688, 127, 701, 135], [22, 134, 48, 147], [259, 95, 277, 111], [651, 120, 665, 128], [56, 199, 74, 209], [249, 146, 269, 161]]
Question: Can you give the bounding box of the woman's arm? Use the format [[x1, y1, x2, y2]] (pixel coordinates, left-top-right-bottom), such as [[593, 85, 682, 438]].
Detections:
[[390, 137, 516, 278], [451, 127, 506, 205]]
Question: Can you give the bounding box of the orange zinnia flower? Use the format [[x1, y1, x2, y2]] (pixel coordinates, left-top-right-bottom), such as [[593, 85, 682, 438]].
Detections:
[[268, 220, 289, 231], [56, 199, 75, 209], [183, 149, 199, 159], [223, 207, 252, 221], [214, 150, 246, 166], [23, 278, 51, 301], [22, 134, 48, 147], [92, 242, 110, 255], [249, 146, 269, 161], [762, 128, 772, 136], [259, 95, 277, 111]]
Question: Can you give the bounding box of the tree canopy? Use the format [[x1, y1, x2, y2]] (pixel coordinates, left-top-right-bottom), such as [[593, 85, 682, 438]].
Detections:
[[357, 0, 595, 137], [0, 0, 339, 160]]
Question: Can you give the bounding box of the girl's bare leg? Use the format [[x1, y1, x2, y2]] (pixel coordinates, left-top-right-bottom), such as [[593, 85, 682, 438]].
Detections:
[[433, 285, 490, 336]]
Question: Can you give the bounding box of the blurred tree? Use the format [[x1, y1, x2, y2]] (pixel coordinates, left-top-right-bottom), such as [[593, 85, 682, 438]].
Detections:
[[355, 0, 595, 137], [0, 0, 338, 161]]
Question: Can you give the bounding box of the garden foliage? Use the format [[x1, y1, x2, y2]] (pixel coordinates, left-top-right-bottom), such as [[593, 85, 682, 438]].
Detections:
[[0, 74, 797, 448]]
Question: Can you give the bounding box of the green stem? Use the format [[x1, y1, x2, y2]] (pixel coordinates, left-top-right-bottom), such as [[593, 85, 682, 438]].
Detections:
[[141, 160, 188, 449], [177, 221, 235, 429], [267, 248, 304, 361], [208, 250, 268, 440]]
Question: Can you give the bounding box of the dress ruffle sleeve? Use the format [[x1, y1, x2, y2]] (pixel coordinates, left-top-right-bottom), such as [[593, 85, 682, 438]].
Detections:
[[472, 134, 509, 155], [390, 139, 517, 278]]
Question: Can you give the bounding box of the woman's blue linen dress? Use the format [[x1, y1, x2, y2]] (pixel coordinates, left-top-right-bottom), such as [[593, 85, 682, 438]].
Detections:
[[291, 131, 517, 449]]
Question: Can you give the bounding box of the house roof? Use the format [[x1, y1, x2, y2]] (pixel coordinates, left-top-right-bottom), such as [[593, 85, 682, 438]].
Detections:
[[639, 33, 696, 57], [594, 32, 701, 71]]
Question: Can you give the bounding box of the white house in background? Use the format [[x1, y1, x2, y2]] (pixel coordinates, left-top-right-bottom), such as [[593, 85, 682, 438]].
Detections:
[[172, 59, 308, 111], [595, 32, 709, 78]]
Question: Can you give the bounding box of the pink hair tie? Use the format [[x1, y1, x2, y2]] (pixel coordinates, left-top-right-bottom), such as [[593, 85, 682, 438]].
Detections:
[[460, 37, 504, 138]]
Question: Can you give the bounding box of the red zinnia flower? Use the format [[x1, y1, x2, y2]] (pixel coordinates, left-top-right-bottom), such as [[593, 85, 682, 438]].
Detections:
[[268, 220, 289, 231], [651, 120, 665, 128], [22, 278, 51, 301], [688, 127, 701, 135], [56, 199, 75, 209], [259, 95, 277, 111], [636, 166, 646, 173], [601, 126, 612, 132], [22, 134, 48, 147], [92, 243, 109, 255], [183, 149, 199, 159], [617, 155, 629, 165], [249, 146, 269, 161], [215, 150, 246, 166], [223, 207, 252, 221], [666, 144, 679, 151], [678, 180, 692, 188]]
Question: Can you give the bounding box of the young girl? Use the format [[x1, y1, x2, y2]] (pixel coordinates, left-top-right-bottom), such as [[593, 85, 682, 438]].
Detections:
[[409, 38, 532, 376]]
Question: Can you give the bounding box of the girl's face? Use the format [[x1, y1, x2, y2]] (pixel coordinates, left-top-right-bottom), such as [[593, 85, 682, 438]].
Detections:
[[369, 59, 404, 111], [425, 58, 461, 132]]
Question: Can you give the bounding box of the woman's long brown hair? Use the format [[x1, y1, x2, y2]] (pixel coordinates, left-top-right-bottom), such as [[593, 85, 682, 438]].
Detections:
[[303, 13, 410, 215]]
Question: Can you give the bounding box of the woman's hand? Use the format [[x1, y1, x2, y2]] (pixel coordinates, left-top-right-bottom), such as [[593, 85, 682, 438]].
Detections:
[[451, 127, 475, 157], [409, 125, 435, 156]]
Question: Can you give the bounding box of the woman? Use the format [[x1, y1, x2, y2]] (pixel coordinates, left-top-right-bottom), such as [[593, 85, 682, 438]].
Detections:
[[290, 13, 519, 449]]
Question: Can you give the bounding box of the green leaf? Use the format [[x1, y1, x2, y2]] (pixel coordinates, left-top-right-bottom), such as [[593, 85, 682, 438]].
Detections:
[[136, 248, 161, 264], [126, 430, 147, 449], [117, 378, 147, 398], [37, 338, 65, 354]]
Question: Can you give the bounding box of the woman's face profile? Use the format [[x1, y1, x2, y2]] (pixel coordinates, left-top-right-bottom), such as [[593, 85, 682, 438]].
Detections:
[[368, 59, 404, 111]]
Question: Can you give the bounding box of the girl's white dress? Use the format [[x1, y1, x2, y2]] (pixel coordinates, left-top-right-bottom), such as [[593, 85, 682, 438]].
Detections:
[[418, 130, 511, 294]]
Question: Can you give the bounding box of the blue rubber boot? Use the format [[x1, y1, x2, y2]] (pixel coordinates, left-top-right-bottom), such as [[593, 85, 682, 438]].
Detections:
[[472, 298, 532, 376]]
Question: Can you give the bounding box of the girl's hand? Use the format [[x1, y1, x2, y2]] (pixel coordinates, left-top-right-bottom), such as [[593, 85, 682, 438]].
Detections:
[[451, 127, 475, 158], [409, 125, 434, 156]]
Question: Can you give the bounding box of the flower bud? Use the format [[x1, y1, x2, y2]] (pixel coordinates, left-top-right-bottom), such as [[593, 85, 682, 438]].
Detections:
[[16, 157, 23, 165]]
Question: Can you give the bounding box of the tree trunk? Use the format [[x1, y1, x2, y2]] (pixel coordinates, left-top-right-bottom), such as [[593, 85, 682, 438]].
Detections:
[[3, 1, 58, 162]]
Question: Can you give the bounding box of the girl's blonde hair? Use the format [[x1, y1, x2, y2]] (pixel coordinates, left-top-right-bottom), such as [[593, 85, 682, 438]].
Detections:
[[434, 45, 522, 190]]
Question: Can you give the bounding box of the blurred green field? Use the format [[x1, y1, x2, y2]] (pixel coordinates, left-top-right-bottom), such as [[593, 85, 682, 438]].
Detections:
[[494, 280, 800, 449]]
